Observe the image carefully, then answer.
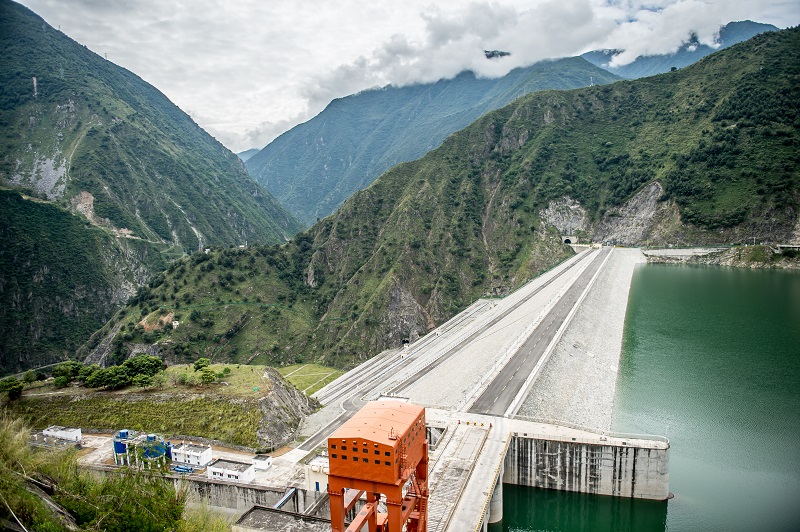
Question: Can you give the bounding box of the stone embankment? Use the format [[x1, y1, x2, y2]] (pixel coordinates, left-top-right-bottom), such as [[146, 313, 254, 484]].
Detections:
[[644, 246, 800, 269], [518, 248, 646, 431]]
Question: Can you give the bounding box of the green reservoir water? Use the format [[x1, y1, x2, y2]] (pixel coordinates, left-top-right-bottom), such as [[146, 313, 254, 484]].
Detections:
[[500, 263, 800, 532]]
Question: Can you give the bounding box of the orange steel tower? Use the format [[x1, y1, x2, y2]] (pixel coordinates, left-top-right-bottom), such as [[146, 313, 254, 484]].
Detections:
[[327, 400, 428, 532]]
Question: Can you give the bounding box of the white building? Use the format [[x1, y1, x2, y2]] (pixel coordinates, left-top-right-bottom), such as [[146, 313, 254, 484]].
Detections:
[[172, 442, 213, 467], [304, 455, 329, 493], [207, 459, 255, 483], [253, 454, 273, 470], [43, 426, 81, 442]]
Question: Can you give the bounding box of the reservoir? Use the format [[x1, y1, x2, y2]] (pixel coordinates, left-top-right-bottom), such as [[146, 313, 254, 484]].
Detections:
[[499, 263, 800, 531]]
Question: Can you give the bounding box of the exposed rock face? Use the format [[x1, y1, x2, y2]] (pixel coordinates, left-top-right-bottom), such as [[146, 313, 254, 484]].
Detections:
[[644, 246, 800, 269], [540, 183, 682, 245], [593, 182, 677, 244], [384, 281, 429, 345], [539, 198, 589, 235], [257, 367, 318, 448], [792, 217, 800, 245], [11, 155, 67, 199]]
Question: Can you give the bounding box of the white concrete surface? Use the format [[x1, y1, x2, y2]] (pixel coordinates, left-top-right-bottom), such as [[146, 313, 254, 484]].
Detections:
[[517, 248, 646, 430], [384, 251, 595, 410]]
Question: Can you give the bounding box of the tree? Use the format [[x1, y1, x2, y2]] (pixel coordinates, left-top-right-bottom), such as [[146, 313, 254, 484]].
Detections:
[[86, 366, 130, 390], [193, 358, 211, 372], [122, 355, 165, 377], [132, 374, 153, 388], [150, 371, 167, 389], [78, 364, 101, 383], [0, 378, 24, 400], [199, 367, 216, 386], [51, 361, 83, 380], [22, 370, 36, 384]]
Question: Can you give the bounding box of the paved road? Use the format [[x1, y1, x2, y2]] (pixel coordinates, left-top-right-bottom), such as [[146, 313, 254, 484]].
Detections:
[[468, 247, 610, 416], [389, 249, 594, 394]]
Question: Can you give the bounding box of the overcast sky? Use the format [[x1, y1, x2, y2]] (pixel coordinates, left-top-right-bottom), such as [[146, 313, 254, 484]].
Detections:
[[17, 0, 799, 153]]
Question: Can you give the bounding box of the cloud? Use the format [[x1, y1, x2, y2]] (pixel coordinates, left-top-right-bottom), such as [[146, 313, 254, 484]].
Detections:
[[15, 0, 800, 152]]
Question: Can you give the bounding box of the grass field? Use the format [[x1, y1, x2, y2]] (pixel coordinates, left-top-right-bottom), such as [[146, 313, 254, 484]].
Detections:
[[161, 363, 271, 397], [277, 364, 343, 395]]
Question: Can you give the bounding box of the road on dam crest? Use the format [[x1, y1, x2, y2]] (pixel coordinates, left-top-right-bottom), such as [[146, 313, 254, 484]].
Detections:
[[468, 247, 610, 415]]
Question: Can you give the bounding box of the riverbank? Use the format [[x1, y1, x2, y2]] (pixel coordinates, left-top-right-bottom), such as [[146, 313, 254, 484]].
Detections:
[[517, 248, 646, 431], [644, 245, 800, 269]]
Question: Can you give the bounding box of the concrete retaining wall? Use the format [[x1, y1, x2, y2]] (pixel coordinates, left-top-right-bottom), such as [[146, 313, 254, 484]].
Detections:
[[502, 436, 669, 500], [177, 477, 320, 514]]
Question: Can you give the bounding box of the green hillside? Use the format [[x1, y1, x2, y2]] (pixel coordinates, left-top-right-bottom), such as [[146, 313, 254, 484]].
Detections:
[[92, 28, 799, 369], [0, 189, 163, 374], [0, 0, 301, 250], [0, 0, 303, 373], [246, 58, 620, 225]]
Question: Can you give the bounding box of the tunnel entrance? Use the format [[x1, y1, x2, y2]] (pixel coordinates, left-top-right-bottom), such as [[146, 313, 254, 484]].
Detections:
[[563, 238, 572, 244]]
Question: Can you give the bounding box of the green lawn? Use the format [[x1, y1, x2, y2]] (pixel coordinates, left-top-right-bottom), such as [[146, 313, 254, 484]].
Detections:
[[277, 364, 343, 395]]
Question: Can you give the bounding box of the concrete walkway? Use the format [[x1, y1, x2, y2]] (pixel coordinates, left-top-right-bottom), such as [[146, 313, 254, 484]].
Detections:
[[517, 248, 645, 431]]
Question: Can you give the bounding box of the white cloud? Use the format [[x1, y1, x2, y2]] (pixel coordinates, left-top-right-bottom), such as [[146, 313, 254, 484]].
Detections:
[[16, 0, 800, 152]]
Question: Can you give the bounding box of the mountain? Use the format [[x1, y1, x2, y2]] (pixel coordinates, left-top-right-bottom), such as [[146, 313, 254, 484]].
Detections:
[[0, 0, 302, 373], [237, 148, 259, 162], [94, 28, 799, 369], [0, 0, 301, 251], [246, 58, 621, 225], [0, 189, 163, 374], [582, 20, 777, 79]]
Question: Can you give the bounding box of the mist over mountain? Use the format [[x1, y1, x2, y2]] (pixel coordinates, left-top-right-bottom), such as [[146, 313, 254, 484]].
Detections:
[[237, 149, 260, 162], [582, 20, 778, 79], [246, 58, 621, 225]]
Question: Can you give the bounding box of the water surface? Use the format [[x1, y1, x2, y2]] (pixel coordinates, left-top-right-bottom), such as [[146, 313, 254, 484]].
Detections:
[[499, 263, 800, 531]]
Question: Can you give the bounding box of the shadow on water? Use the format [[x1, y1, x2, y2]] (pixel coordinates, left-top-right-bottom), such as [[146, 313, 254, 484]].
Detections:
[[493, 484, 667, 532]]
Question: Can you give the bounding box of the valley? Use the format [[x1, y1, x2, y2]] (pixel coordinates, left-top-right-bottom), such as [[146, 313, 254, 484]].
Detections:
[[0, 2, 798, 530]]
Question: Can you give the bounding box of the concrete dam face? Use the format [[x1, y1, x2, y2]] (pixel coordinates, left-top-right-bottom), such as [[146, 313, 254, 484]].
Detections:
[[503, 435, 670, 501]]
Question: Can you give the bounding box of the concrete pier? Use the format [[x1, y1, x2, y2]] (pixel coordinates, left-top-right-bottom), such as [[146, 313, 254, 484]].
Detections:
[[488, 477, 503, 524]]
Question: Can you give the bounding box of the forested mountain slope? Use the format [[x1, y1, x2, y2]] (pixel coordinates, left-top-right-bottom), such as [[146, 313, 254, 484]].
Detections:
[[0, 0, 300, 250], [0, 0, 301, 373], [246, 58, 620, 225], [93, 28, 799, 369], [0, 190, 162, 374]]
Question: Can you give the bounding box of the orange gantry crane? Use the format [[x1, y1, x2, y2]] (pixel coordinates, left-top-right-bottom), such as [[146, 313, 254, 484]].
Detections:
[[327, 400, 428, 532]]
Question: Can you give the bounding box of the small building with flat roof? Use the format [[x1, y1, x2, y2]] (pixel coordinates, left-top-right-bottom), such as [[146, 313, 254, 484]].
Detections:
[[252, 454, 272, 470], [305, 455, 329, 494], [43, 426, 81, 442], [172, 442, 212, 467], [207, 458, 255, 483], [233, 505, 330, 532]]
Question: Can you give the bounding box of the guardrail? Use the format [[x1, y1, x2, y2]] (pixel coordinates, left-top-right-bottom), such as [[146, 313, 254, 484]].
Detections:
[[509, 414, 669, 444]]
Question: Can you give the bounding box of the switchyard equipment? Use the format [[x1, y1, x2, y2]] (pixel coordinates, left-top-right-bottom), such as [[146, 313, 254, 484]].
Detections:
[[327, 400, 428, 532]]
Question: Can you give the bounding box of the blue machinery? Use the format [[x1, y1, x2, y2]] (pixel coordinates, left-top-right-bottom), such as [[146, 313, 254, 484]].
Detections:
[[112, 429, 172, 467]]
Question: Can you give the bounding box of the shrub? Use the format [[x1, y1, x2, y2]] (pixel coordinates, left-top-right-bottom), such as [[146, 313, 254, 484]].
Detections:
[[193, 358, 210, 372], [132, 374, 153, 388]]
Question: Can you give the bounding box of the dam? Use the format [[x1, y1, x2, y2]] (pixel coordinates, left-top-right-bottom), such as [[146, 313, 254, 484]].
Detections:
[[77, 246, 670, 531], [266, 246, 668, 530]]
